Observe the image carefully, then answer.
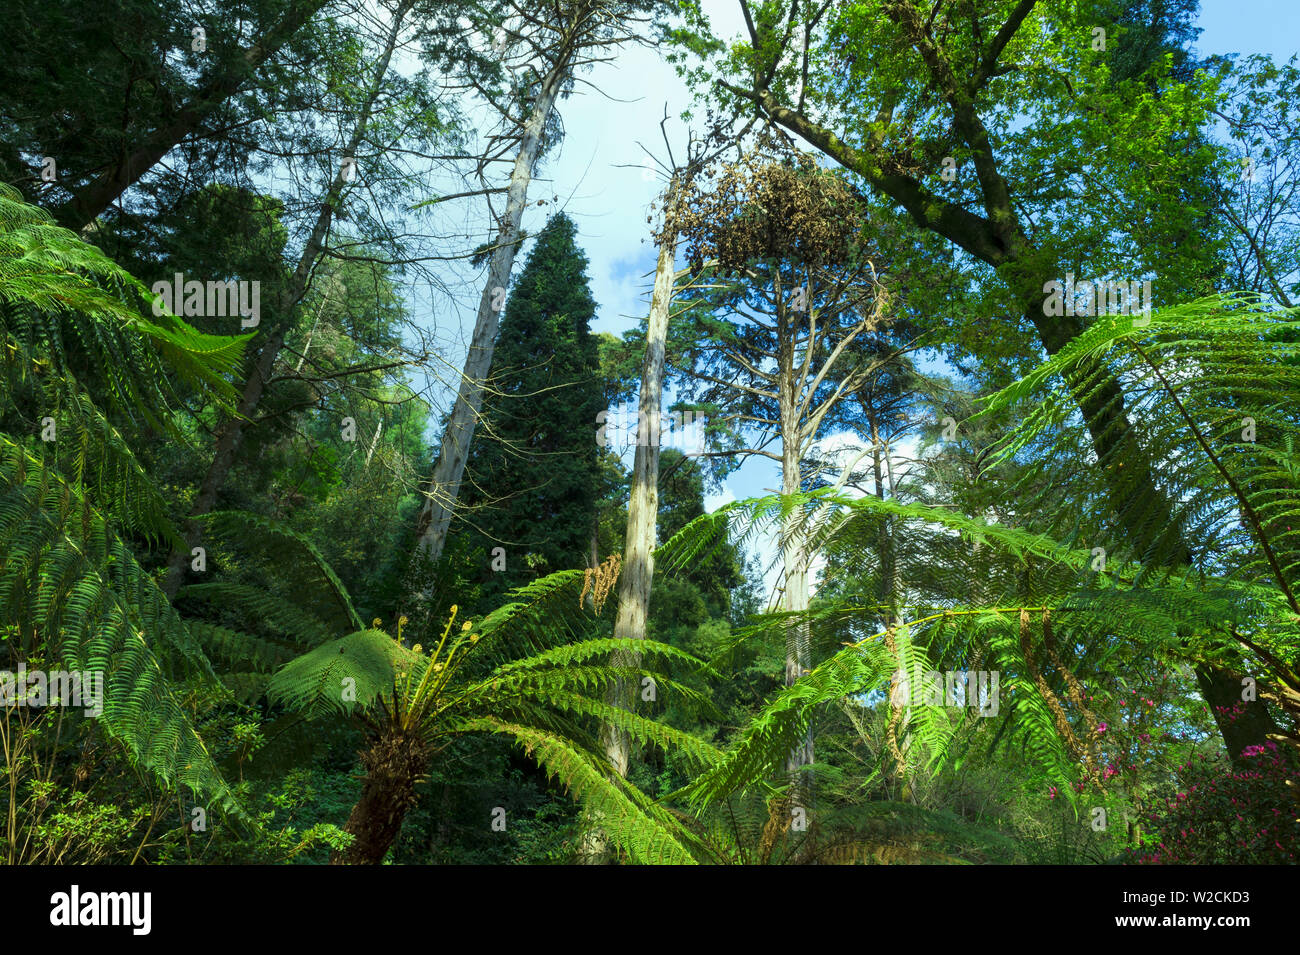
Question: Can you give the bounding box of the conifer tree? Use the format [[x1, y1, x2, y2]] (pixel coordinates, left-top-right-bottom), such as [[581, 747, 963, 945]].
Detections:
[[453, 213, 604, 602]]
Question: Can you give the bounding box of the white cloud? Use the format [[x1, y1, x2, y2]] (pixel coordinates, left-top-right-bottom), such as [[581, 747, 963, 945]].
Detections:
[[704, 485, 736, 513]]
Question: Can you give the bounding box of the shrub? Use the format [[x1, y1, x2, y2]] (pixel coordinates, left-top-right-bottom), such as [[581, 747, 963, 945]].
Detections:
[[1128, 742, 1300, 864]]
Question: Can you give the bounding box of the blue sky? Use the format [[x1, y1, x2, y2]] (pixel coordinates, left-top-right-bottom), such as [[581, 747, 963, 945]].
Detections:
[[1197, 0, 1298, 60]]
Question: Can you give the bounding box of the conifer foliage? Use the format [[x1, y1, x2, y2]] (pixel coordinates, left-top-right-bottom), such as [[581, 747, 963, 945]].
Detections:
[[455, 213, 605, 597]]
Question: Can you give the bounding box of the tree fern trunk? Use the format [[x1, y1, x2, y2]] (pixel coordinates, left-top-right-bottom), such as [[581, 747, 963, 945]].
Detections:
[[333, 728, 429, 865]]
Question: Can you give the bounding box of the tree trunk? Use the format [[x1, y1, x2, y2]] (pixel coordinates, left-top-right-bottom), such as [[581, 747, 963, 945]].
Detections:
[[332, 727, 429, 865], [295, 273, 342, 372], [870, 413, 911, 799], [161, 2, 412, 600], [780, 441, 814, 776], [603, 221, 678, 776], [581, 189, 680, 863], [364, 419, 383, 467], [1196, 665, 1281, 764], [409, 65, 567, 582], [777, 296, 814, 780]]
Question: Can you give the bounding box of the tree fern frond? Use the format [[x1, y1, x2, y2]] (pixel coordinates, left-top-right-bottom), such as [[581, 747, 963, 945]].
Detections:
[[178, 582, 336, 648], [195, 510, 364, 635], [460, 717, 701, 864], [0, 437, 243, 818], [266, 628, 417, 718]]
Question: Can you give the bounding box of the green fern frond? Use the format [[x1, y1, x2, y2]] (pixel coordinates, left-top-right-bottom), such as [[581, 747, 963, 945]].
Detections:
[[0, 437, 242, 818], [266, 628, 416, 718], [461, 717, 701, 864], [195, 510, 364, 635], [178, 582, 336, 648]]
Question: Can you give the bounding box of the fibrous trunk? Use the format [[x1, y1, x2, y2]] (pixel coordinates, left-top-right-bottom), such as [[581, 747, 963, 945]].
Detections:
[[332, 727, 429, 865]]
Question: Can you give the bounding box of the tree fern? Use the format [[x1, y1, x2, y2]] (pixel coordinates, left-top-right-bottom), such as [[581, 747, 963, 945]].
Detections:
[[0, 438, 242, 815], [980, 294, 1300, 752], [658, 295, 1300, 826], [0, 184, 254, 822], [268, 571, 722, 864]]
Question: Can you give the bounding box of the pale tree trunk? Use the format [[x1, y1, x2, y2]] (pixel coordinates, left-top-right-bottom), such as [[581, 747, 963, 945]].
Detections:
[[582, 186, 679, 862], [777, 291, 814, 781], [604, 220, 677, 775], [364, 419, 383, 467], [408, 65, 567, 582], [780, 440, 814, 775], [883, 428, 914, 799], [295, 272, 343, 373], [779, 435, 816, 863], [163, 0, 414, 600]]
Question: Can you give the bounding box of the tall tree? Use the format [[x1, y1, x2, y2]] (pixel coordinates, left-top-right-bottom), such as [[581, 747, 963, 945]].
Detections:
[[410, 0, 664, 578], [669, 0, 1277, 760], [453, 213, 604, 601], [0, 0, 336, 230], [597, 119, 732, 795], [675, 153, 892, 779], [162, 0, 429, 598]]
